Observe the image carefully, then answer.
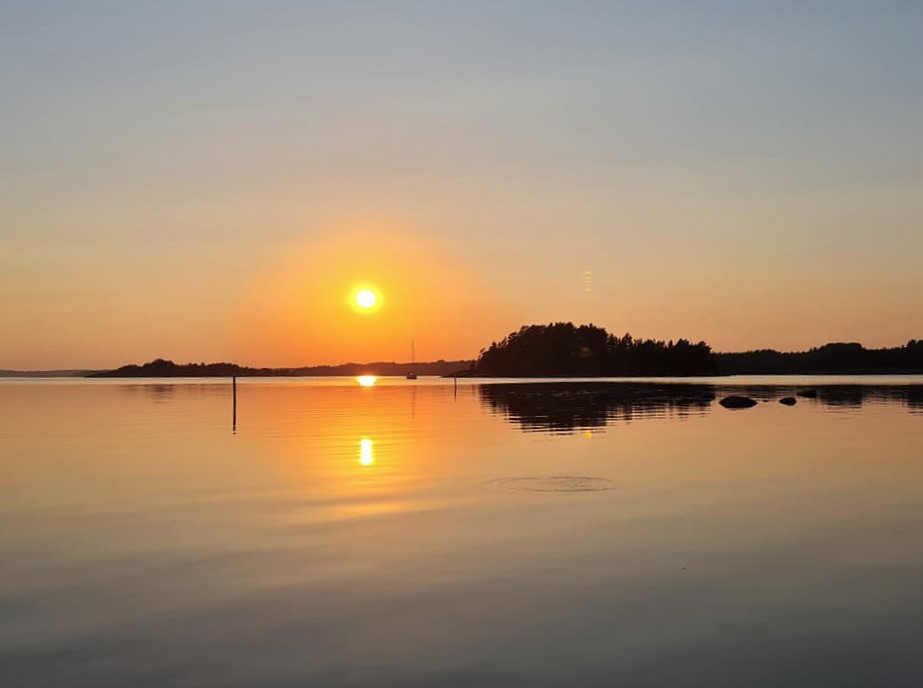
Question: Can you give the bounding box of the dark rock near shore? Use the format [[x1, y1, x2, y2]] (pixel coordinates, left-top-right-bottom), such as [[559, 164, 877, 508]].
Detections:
[[719, 395, 758, 409], [779, 397, 797, 406]]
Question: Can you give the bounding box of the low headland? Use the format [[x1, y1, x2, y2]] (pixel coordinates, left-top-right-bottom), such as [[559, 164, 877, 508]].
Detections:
[[87, 358, 468, 378], [83, 322, 922, 378]]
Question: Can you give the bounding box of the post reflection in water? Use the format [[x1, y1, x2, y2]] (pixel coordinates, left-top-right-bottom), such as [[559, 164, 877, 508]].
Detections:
[[359, 437, 374, 466]]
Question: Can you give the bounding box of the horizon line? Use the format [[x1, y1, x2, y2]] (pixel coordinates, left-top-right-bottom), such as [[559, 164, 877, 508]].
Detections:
[[4, 337, 923, 374]]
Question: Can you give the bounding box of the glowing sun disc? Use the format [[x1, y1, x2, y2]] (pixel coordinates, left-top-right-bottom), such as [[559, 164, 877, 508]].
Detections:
[[355, 289, 377, 309]]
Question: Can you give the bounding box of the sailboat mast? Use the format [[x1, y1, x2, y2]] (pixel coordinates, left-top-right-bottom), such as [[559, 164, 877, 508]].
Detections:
[[406, 339, 418, 379]]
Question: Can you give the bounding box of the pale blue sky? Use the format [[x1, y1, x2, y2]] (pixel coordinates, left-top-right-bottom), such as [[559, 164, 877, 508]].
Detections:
[[1, 1, 921, 367]]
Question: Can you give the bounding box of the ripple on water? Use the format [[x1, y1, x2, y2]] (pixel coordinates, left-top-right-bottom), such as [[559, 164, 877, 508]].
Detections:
[[489, 476, 617, 493]]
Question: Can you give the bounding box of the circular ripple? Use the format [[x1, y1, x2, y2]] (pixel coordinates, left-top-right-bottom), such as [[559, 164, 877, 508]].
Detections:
[[489, 476, 617, 493]]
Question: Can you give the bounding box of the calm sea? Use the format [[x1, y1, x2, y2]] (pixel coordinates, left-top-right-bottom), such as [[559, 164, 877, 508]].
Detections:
[[1, 376, 921, 687]]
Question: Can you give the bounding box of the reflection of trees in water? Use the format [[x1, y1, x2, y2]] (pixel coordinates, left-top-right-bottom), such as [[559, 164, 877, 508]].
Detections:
[[816, 385, 923, 409], [727, 385, 923, 410], [815, 386, 895, 408], [114, 383, 176, 403], [480, 382, 923, 431], [478, 383, 716, 433], [907, 386, 923, 411], [117, 383, 230, 403]]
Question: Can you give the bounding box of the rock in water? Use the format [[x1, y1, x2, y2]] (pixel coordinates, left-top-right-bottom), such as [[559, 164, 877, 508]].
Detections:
[[779, 397, 797, 406], [797, 389, 818, 398], [719, 395, 758, 409]]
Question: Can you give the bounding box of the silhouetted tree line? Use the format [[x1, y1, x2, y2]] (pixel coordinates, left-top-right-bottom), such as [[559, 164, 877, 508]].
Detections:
[[475, 324, 923, 377], [717, 340, 923, 375], [475, 323, 715, 376], [90, 359, 242, 377]]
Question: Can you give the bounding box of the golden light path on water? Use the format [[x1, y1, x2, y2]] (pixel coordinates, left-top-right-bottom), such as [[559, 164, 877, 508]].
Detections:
[[359, 438, 374, 466]]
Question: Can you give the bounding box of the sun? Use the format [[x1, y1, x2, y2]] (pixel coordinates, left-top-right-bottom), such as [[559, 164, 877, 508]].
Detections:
[[350, 285, 381, 313], [356, 289, 377, 309]]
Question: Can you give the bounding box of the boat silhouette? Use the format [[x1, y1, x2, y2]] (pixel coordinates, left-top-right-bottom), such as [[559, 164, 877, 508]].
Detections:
[[406, 340, 418, 380]]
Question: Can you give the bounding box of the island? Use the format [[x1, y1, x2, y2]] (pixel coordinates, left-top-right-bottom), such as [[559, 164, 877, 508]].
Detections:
[[472, 323, 922, 376]]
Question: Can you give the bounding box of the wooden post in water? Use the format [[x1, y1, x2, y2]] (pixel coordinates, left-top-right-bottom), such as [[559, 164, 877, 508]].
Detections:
[[232, 375, 237, 432]]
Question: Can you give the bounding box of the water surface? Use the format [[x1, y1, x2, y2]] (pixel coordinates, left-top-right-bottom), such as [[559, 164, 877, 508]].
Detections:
[[1, 377, 922, 687]]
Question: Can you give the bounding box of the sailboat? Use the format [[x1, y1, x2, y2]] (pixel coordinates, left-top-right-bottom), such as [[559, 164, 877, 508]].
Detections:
[[406, 340, 418, 380]]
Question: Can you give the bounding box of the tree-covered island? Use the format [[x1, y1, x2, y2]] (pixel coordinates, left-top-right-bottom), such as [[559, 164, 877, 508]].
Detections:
[[475, 323, 715, 376], [473, 323, 922, 377]]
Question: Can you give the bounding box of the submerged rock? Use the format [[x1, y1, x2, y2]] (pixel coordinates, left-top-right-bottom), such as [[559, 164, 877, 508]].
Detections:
[[779, 397, 797, 406], [719, 395, 758, 409], [797, 389, 818, 398]]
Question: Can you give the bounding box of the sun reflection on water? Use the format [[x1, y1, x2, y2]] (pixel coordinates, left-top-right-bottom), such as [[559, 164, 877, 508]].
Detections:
[[359, 438, 374, 466]]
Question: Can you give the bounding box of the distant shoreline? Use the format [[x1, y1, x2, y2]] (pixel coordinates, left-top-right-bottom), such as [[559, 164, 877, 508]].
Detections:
[[2, 333, 920, 379], [84, 358, 474, 379], [2, 371, 922, 380]]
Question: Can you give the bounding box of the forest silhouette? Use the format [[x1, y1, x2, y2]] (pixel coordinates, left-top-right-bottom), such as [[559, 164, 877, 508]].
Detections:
[[474, 323, 923, 376], [476, 323, 714, 376]]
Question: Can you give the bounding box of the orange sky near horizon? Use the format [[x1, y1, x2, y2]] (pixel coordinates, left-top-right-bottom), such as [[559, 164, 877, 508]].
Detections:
[[2, 203, 922, 370], [230, 225, 514, 368], [2, 211, 920, 371]]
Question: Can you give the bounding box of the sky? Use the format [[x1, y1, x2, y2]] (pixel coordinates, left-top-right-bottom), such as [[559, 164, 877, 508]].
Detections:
[[1, 0, 921, 369]]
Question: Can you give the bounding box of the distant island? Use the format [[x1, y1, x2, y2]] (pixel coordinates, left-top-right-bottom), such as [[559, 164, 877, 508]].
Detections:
[[0, 369, 104, 378], [65, 323, 923, 378], [87, 358, 472, 378]]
